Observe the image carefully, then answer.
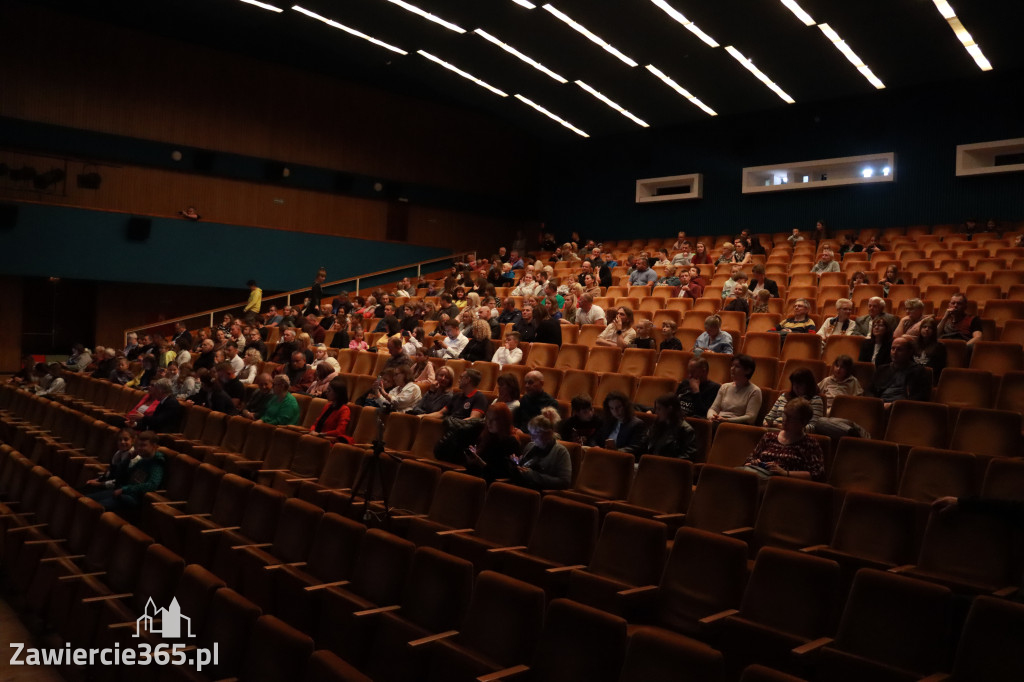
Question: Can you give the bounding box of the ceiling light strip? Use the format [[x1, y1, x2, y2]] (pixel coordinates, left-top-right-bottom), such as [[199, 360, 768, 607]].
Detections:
[[648, 0, 720, 47], [417, 51, 508, 97], [474, 29, 568, 83], [239, 0, 283, 12], [574, 80, 648, 127], [931, 0, 992, 71], [511, 0, 536, 7], [816, 24, 884, 89], [644, 65, 717, 116], [292, 6, 407, 54], [514, 94, 589, 137], [383, 0, 465, 33], [779, 0, 814, 26], [541, 4, 637, 67], [724, 46, 795, 104]]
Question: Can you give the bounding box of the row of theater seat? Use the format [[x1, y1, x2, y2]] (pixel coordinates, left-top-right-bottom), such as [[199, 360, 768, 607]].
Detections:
[[2, 392, 1022, 681]]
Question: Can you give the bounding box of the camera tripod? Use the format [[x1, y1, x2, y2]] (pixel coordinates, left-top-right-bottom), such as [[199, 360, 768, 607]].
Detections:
[[347, 402, 393, 527]]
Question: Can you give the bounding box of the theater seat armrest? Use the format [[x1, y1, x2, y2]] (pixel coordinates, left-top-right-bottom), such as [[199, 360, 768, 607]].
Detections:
[[487, 546, 527, 553], [793, 637, 833, 656], [264, 562, 308, 571], [699, 609, 738, 626], [722, 526, 753, 538], [888, 564, 915, 574], [257, 469, 289, 474], [391, 513, 427, 520], [285, 477, 318, 483], [800, 544, 828, 553], [653, 513, 686, 522], [231, 543, 272, 550], [26, 540, 70, 548], [59, 571, 107, 581], [918, 675, 950, 682], [408, 630, 459, 648], [304, 580, 350, 592], [993, 585, 1019, 598], [437, 528, 475, 536], [618, 585, 659, 597], [200, 526, 242, 534], [229, 460, 261, 466], [315, 487, 353, 494], [174, 513, 212, 520], [151, 500, 189, 507], [478, 665, 530, 682], [6, 523, 48, 533], [82, 592, 133, 604], [546, 564, 586, 574], [353, 604, 401, 617]]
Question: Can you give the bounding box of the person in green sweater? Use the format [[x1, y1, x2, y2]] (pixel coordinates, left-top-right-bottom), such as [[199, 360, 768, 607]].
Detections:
[[86, 430, 165, 510], [260, 374, 301, 426]]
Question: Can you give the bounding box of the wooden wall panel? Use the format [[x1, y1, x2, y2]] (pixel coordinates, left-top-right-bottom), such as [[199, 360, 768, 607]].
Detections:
[[0, 277, 24, 372], [0, 2, 536, 199]]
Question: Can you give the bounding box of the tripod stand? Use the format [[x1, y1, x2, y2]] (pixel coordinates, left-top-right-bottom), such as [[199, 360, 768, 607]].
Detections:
[[347, 403, 393, 527]]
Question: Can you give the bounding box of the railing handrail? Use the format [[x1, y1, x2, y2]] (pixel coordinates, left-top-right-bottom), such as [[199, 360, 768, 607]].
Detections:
[[126, 250, 475, 341]]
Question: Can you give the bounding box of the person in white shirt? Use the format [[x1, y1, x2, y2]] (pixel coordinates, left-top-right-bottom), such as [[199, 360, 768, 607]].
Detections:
[[224, 342, 245, 375], [311, 344, 341, 373], [402, 328, 424, 357], [434, 320, 469, 359], [817, 299, 862, 349], [575, 293, 607, 327], [492, 332, 524, 369], [512, 273, 543, 297]]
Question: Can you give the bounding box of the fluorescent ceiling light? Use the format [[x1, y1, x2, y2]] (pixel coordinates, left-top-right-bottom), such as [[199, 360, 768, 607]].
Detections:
[[511, 0, 536, 7], [644, 64, 717, 116], [574, 80, 648, 127], [817, 24, 884, 89], [930, 0, 992, 71], [724, 46, 795, 104], [780, 0, 814, 26], [541, 4, 637, 67], [384, 0, 465, 33], [474, 29, 567, 83], [417, 51, 508, 97], [239, 0, 283, 12], [648, 0, 719, 47], [514, 94, 589, 137], [292, 6, 407, 54]]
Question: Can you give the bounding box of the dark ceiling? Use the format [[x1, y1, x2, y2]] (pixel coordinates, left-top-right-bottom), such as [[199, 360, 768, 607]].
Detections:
[[39, 0, 1024, 140]]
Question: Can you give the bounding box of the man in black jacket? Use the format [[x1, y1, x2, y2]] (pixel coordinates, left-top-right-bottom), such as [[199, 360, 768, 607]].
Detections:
[[749, 264, 780, 298], [514, 371, 559, 432], [132, 379, 183, 433]]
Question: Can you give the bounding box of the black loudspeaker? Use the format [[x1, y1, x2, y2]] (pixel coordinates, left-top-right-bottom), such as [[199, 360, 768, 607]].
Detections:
[[193, 151, 216, 171], [126, 217, 152, 242], [0, 203, 17, 231]]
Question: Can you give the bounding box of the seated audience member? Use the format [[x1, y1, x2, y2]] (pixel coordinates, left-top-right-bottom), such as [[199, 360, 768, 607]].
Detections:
[[723, 283, 751, 320], [558, 394, 603, 446], [763, 368, 825, 430], [271, 328, 299, 363], [412, 366, 454, 415], [743, 398, 825, 482], [273, 351, 316, 393], [381, 337, 410, 372], [912, 318, 947, 382], [427, 369, 488, 420], [461, 320, 494, 363], [348, 326, 368, 351], [660, 321, 683, 350], [877, 264, 904, 298], [688, 265, 707, 293], [691, 242, 712, 265], [241, 373, 273, 420], [596, 306, 637, 348], [311, 344, 341, 373], [532, 303, 563, 346], [580, 273, 602, 299], [642, 394, 697, 460], [193, 338, 217, 372], [130, 379, 182, 433], [630, 319, 657, 349], [92, 347, 118, 380], [216, 362, 245, 409], [308, 377, 352, 441], [260, 375, 301, 425], [811, 248, 840, 275], [677, 270, 702, 299], [749, 264, 779, 298], [865, 337, 932, 407], [787, 228, 804, 246], [465, 403, 521, 482], [751, 289, 772, 314], [513, 370, 559, 432], [172, 322, 192, 352], [937, 293, 982, 347], [170, 364, 198, 400], [715, 243, 737, 266], [854, 297, 899, 336], [721, 266, 746, 299], [512, 273, 543, 297], [893, 298, 931, 340], [859, 317, 895, 368], [190, 371, 237, 416], [84, 428, 137, 491], [126, 354, 157, 390], [123, 332, 140, 358], [493, 373, 522, 412], [675, 357, 721, 418], [863, 234, 884, 256], [223, 341, 244, 375], [477, 306, 501, 338], [732, 238, 751, 265], [817, 298, 861, 348], [498, 298, 522, 326], [838, 233, 863, 256], [708, 354, 762, 424], [510, 415, 572, 491], [628, 257, 658, 286], [492, 331, 523, 368], [375, 364, 422, 413], [595, 392, 646, 457], [748, 235, 766, 255], [672, 241, 693, 266], [86, 430, 166, 510], [407, 346, 434, 383], [655, 265, 682, 288], [306, 363, 339, 398], [774, 299, 817, 336], [694, 314, 734, 355], [817, 355, 863, 414], [36, 363, 67, 396], [433, 319, 470, 359], [847, 270, 869, 299], [401, 327, 424, 356], [575, 293, 606, 327], [295, 332, 316, 364], [66, 344, 92, 372]]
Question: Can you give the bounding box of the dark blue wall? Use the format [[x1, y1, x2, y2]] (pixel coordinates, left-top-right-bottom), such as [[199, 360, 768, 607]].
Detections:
[[0, 203, 452, 291], [539, 72, 1024, 242]]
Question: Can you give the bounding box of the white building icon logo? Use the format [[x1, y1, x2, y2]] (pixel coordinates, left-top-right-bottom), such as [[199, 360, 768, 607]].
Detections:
[[135, 597, 195, 638]]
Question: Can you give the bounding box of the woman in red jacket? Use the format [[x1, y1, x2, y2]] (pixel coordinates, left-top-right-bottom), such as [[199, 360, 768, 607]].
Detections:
[[310, 377, 353, 442]]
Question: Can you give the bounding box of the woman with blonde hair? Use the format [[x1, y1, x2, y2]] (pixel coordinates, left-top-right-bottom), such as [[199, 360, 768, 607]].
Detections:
[[461, 319, 495, 362]]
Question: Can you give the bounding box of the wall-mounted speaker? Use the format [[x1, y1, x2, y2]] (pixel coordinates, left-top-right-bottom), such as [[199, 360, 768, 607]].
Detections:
[[126, 217, 152, 242], [0, 203, 17, 231], [193, 151, 216, 172]]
